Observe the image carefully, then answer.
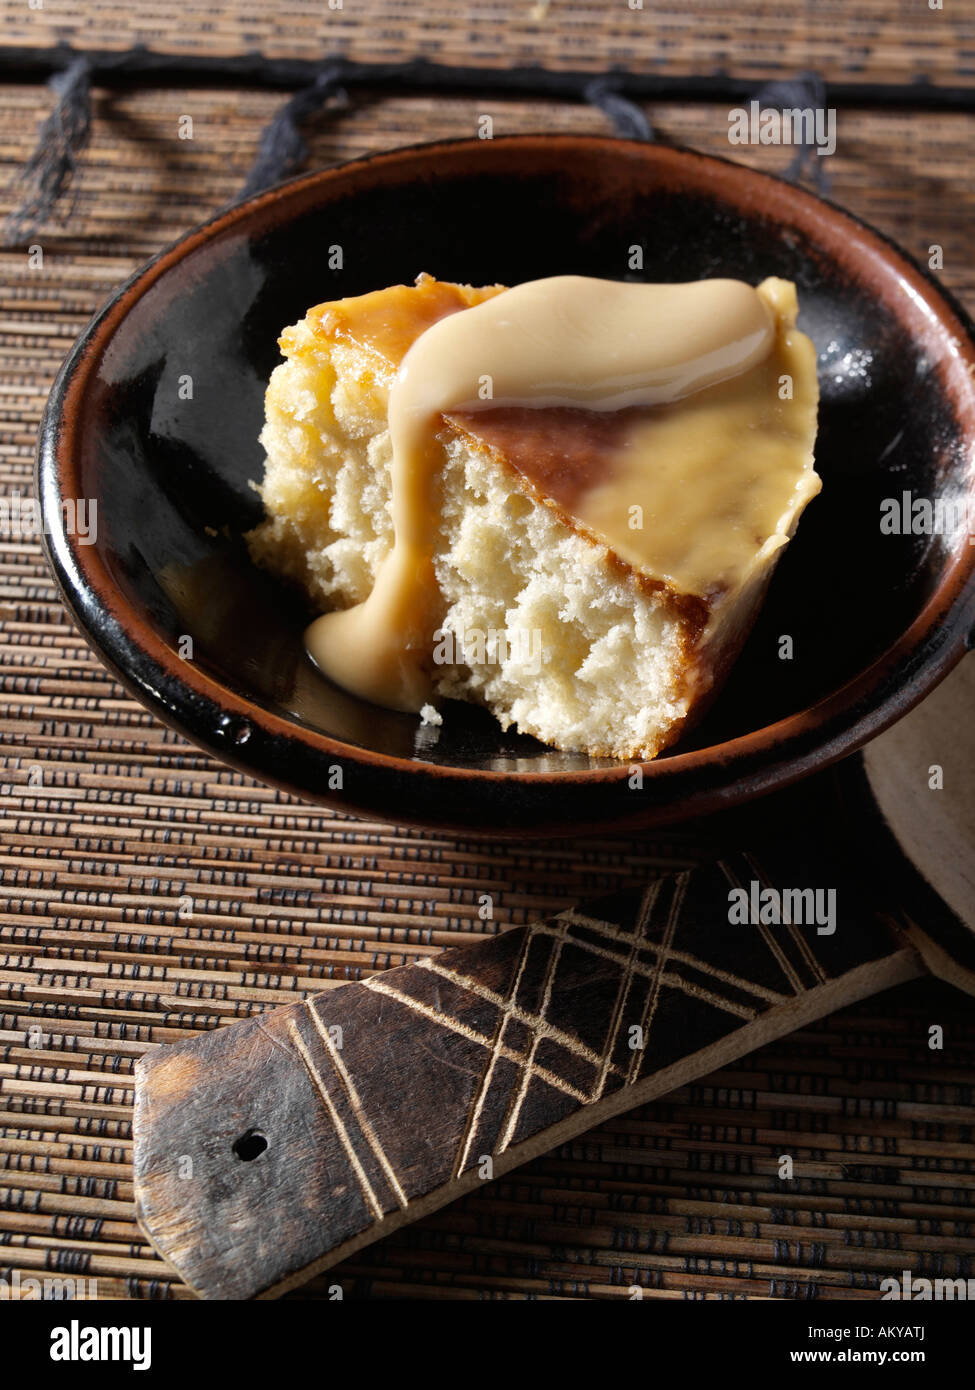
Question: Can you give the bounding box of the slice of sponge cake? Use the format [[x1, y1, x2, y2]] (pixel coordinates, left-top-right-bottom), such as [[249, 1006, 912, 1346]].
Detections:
[[248, 273, 820, 760]]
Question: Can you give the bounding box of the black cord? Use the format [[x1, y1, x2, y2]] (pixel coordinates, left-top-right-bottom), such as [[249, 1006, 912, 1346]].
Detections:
[[3, 55, 92, 247], [2, 46, 971, 109], [238, 61, 349, 199], [4, 45, 966, 245], [751, 72, 831, 192], [584, 77, 653, 142]]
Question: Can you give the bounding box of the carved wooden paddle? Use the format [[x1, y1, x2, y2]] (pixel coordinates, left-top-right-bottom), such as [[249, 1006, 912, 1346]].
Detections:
[[133, 658, 975, 1300]]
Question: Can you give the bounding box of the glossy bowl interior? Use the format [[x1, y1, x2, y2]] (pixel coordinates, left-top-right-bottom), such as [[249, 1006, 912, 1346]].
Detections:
[[39, 136, 975, 834]]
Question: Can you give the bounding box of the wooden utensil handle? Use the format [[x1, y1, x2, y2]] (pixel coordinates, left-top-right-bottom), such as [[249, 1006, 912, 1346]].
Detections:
[[133, 848, 921, 1299]]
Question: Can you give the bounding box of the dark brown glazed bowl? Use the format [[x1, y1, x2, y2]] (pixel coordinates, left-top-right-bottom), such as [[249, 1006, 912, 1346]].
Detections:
[[38, 135, 975, 835]]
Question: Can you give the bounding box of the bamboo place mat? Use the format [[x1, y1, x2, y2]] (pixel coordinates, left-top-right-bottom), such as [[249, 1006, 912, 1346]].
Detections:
[[1, 3, 975, 1300], [2, 0, 973, 87]]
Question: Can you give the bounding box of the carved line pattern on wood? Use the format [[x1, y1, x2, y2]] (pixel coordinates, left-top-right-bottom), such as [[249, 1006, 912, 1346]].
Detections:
[[305, 1000, 409, 1211], [451, 905, 548, 1181], [625, 873, 683, 1086], [719, 859, 807, 992], [134, 847, 911, 1299], [291, 855, 833, 1193], [497, 911, 569, 1153], [596, 876, 665, 1100], [285, 1017, 388, 1221], [362, 975, 593, 1102], [560, 906, 789, 1004], [551, 912, 761, 1019]]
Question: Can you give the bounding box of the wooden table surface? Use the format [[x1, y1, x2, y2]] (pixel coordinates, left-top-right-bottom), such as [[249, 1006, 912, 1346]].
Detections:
[[1, 0, 973, 1301]]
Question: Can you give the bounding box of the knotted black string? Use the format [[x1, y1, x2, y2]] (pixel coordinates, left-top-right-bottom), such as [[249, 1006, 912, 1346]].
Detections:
[[752, 71, 831, 192], [238, 60, 348, 199], [235, 66, 652, 202], [3, 53, 661, 240], [583, 77, 654, 142], [2, 55, 91, 247], [6, 48, 960, 242]]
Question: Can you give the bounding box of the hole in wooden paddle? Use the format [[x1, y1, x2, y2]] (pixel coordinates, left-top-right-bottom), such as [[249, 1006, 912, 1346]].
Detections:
[[233, 1129, 268, 1161]]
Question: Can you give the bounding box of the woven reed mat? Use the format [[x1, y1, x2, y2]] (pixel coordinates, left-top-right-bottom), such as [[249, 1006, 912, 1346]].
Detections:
[[3, 0, 973, 85], [1, 3, 975, 1301]]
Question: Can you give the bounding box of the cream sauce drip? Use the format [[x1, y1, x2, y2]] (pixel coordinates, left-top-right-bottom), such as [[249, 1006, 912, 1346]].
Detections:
[[304, 275, 817, 712]]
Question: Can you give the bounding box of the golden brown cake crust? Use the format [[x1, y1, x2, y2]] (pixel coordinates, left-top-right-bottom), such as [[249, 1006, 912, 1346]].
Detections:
[[296, 274, 505, 368]]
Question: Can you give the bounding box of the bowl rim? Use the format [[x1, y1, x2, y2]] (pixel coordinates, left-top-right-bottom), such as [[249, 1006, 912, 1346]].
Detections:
[[37, 132, 975, 801]]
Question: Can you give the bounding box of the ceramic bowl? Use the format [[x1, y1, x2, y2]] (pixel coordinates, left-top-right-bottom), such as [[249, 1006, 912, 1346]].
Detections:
[[38, 135, 975, 834]]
